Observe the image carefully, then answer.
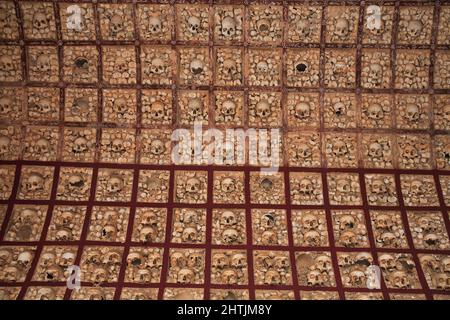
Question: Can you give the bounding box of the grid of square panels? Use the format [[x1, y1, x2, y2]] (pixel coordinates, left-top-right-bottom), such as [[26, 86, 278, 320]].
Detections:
[[0, 164, 449, 300]]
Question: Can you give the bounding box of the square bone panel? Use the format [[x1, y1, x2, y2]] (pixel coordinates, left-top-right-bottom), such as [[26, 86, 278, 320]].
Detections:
[[1, 1, 449, 301]]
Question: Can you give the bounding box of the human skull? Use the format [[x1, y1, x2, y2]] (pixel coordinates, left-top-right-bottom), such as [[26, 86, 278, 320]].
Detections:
[[33, 12, 48, 30], [221, 269, 237, 284], [187, 16, 201, 34], [335, 17, 350, 38], [177, 268, 194, 284], [73, 136, 88, 154], [148, 15, 162, 34], [0, 249, 12, 267], [333, 102, 346, 116], [68, 174, 84, 190], [221, 100, 236, 119], [336, 178, 350, 193], [190, 59, 204, 75], [55, 228, 72, 241], [256, 61, 268, 73], [261, 213, 275, 228], [36, 54, 51, 73], [380, 232, 396, 246], [212, 253, 229, 269], [294, 102, 310, 119], [368, 63, 383, 84], [221, 211, 236, 226], [92, 267, 108, 283], [110, 15, 124, 33], [100, 225, 116, 240], [35, 138, 51, 155], [296, 19, 310, 37], [231, 253, 246, 268], [315, 255, 332, 272], [223, 59, 237, 76], [409, 180, 423, 196], [423, 233, 439, 247], [187, 98, 203, 119], [407, 20, 423, 38], [379, 253, 396, 270], [391, 270, 410, 289], [368, 142, 383, 159], [261, 230, 277, 245], [185, 177, 201, 193], [115, 60, 128, 73], [149, 101, 165, 120], [0, 96, 13, 114], [113, 98, 127, 114], [37, 288, 55, 300], [111, 138, 125, 154], [182, 227, 197, 242], [404, 63, 417, 80], [420, 255, 440, 272], [150, 139, 165, 155], [150, 57, 165, 75], [106, 175, 124, 193], [402, 145, 418, 160], [3, 266, 18, 281], [17, 251, 33, 267], [302, 213, 318, 230], [295, 144, 311, 160], [139, 227, 155, 242], [221, 16, 236, 37], [255, 100, 271, 118], [60, 252, 76, 267], [332, 140, 348, 157], [299, 178, 313, 195], [25, 173, 44, 192], [71, 96, 90, 114], [256, 18, 270, 34], [339, 215, 355, 230], [371, 179, 387, 195], [304, 230, 321, 246], [433, 273, 449, 289], [222, 228, 238, 244], [405, 104, 420, 122], [340, 230, 357, 247], [367, 104, 384, 120], [441, 257, 450, 273], [374, 214, 393, 230], [41, 252, 56, 267], [221, 177, 235, 193], [34, 97, 52, 115], [307, 269, 325, 286], [350, 270, 366, 286], [264, 270, 281, 285]]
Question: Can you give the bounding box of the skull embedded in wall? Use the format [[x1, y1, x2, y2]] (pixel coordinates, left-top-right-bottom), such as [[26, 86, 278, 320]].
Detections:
[[187, 98, 203, 119], [25, 172, 45, 192], [106, 175, 124, 193], [294, 102, 310, 119], [296, 18, 311, 37], [332, 140, 349, 157], [260, 177, 273, 191], [334, 17, 350, 38], [302, 213, 319, 230], [404, 63, 417, 80], [391, 270, 410, 289], [336, 178, 351, 193], [299, 178, 313, 195], [72, 136, 88, 154], [67, 174, 85, 190], [35, 138, 51, 155], [110, 15, 124, 34], [71, 96, 90, 115], [110, 138, 125, 154], [36, 54, 51, 73], [405, 104, 420, 122], [0, 136, 11, 156], [190, 59, 204, 75], [149, 101, 165, 121], [187, 16, 200, 34], [223, 59, 237, 77], [185, 177, 201, 193], [256, 18, 270, 34], [178, 268, 194, 284], [150, 57, 165, 75], [221, 100, 236, 120], [148, 15, 162, 34], [367, 104, 384, 120], [221, 177, 236, 193], [32, 12, 48, 31], [149, 139, 165, 155], [113, 98, 127, 115], [295, 144, 312, 161], [0, 96, 13, 115], [333, 102, 346, 116], [222, 228, 238, 244], [33, 97, 52, 115], [402, 144, 418, 160], [370, 179, 387, 195], [212, 253, 229, 269], [256, 61, 268, 73], [221, 211, 236, 226], [221, 16, 236, 37], [255, 100, 271, 119], [407, 20, 423, 38], [368, 142, 383, 160], [368, 63, 383, 84]]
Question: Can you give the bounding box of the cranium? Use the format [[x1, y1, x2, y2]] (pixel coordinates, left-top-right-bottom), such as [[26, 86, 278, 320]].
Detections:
[[141, 211, 158, 226], [404, 63, 417, 80], [221, 100, 236, 119], [177, 268, 194, 283], [433, 273, 449, 290], [409, 180, 423, 196], [103, 250, 121, 264], [212, 253, 229, 269], [92, 267, 108, 283], [339, 215, 356, 230], [221, 269, 237, 284], [74, 57, 89, 71], [41, 252, 56, 266], [181, 227, 197, 242], [223, 59, 237, 76], [340, 230, 357, 247], [87, 289, 105, 300], [222, 228, 238, 244], [333, 102, 346, 116], [0, 96, 13, 114], [231, 253, 246, 268], [407, 20, 423, 38], [304, 230, 321, 246], [60, 211, 74, 225], [113, 98, 127, 114], [368, 63, 383, 84], [33, 97, 52, 114], [260, 177, 273, 191], [189, 59, 204, 74], [115, 60, 128, 73], [332, 140, 348, 157], [221, 177, 235, 193], [147, 253, 162, 268], [379, 253, 396, 270], [307, 269, 325, 286], [187, 16, 200, 34], [261, 212, 275, 228], [17, 208, 36, 224], [73, 136, 88, 154], [371, 179, 387, 195], [367, 104, 384, 120], [299, 178, 313, 194], [185, 177, 201, 193], [127, 252, 142, 267], [335, 17, 350, 38], [350, 270, 366, 286], [149, 101, 165, 120], [294, 102, 310, 119], [295, 144, 312, 160], [315, 255, 332, 272], [187, 97, 203, 118], [256, 61, 268, 73], [110, 15, 124, 33], [374, 214, 393, 230], [355, 252, 372, 265], [37, 288, 56, 300], [0, 249, 12, 266], [302, 213, 319, 230], [221, 16, 236, 37], [420, 255, 440, 272], [150, 139, 165, 155], [405, 104, 420, 122], [55, 228, 72, 241], [256, 18, 270, 34], [25, 172, 45, 192], [68, 174, 84, 190], [100, 225, 116, 240], [139, 226, 156, 242], [182, 210, 198, 224], [221, 211, 236, 226], [3, 266, 18, 281], [380, 232, 396, 246], [71, 96, 90, 114], [441, 257, 450, 273], [442, 105, 450, 122], [35, 138, 51, 154], [296, 19, 310, 36], [368, 142, 383, 159], [110, 138, 125, 154], [402, 145, 418, 160], [264, 270, 281, 285], [17, 251, 33, 267], [423, 233, 439, 247], [135, 269, 150, 282], [0, 55, 13, 72], [148, 15, 162, 34], [106, 175, 124, 193], [336, 178, 350, 193], [44, 265, 63, 281], [36, 54, 51, 73], [150, 57, 165, 75], [255, 100, 271, 118], [33, 12, 48, 30], [261, 230, 277, 245], [391, 270, 410, 289]]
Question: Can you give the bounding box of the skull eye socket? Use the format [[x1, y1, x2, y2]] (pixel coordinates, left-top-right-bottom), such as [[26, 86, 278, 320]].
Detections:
[[295, 62, 307, 72], [74, 57, 89, 69]]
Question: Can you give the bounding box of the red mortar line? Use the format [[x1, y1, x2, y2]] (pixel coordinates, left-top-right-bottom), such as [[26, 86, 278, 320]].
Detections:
[[16, 165, 60, 300], [203, 167, 214, 299], [394, 173, 434, 300], [244, 167, 256, 299], [0, 164, 22, 241], [433, 173, 450, 250]]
